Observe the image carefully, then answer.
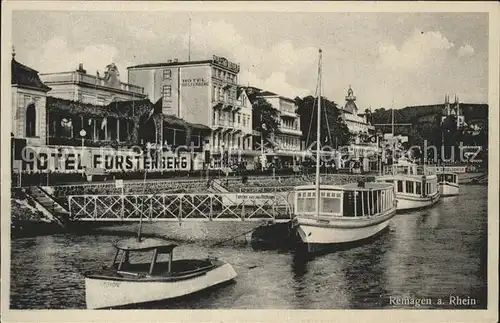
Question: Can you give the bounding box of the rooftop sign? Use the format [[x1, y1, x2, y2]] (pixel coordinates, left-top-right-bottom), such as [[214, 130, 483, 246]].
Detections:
[[212, 55, 240, 73]]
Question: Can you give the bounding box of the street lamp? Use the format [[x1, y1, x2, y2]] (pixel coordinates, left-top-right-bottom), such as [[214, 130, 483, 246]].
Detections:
[[80, 129, 86, 176]]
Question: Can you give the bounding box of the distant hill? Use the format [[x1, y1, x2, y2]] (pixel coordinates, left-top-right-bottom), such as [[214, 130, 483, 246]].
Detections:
[[371, 103, 488, 135]]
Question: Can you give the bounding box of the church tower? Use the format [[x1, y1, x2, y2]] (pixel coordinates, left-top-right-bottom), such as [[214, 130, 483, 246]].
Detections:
[[344, 85, 358, 115]]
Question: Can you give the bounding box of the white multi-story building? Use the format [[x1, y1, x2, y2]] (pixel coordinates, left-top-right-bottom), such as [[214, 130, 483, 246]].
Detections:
[[127, 55, 253, 166], [255, 91, 302, 153]]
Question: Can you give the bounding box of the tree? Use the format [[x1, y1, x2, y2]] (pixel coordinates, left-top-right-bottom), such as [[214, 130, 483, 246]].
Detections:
[[251, 98, 280, 147], [295, 95, 350, 149]]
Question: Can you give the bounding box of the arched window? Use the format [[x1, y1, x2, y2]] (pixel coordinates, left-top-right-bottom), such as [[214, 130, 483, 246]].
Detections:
[[25, 104, 36, 137]]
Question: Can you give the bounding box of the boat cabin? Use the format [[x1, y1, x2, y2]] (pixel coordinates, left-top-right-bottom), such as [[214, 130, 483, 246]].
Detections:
[[438, 173, 459, 185], [110, 238, 178, 276], [294, 182, 395, 218], [380, 176, 438, 197]]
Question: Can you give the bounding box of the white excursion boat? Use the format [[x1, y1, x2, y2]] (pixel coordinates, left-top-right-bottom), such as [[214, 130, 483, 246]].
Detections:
[[292, 182, 397, 247], [376, 158, 440, 211], [437, 171, 460, 197], [291, 49, 397, 251], [84, 237, 237, 309]]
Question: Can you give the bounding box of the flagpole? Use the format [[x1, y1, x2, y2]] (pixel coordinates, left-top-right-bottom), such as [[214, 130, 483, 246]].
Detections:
[[188, 16, 192, 62]]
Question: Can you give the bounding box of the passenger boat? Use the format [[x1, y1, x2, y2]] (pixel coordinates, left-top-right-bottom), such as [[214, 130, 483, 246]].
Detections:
[[291, 49, 397, 250], [437, 171, 460, 197], [292, 182, 397, 247], [376, 158, 440, 211], [84, 237, 238, 309]]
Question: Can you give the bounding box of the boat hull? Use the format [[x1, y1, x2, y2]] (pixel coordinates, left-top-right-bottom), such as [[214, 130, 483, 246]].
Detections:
[[438, 182, 459, 197], [85, 261, 237, 309], [293, 209, 396, 245], [395, 192, 440, 211]]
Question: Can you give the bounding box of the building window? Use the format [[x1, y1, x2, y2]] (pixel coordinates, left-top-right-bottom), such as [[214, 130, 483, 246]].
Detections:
[[163, 69, 172, 80], [237, 113, 241, 125], [212, 86, 216, 102], [25, 104, 36, 137], [162, 85, 172, 99], [60, 117, 73, 138]]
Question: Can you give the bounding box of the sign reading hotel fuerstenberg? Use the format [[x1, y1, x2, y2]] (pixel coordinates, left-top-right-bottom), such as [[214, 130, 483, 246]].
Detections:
[[212, 55, 240, 73], [181, 78, 209, 87], [18, 146, 190, 173]]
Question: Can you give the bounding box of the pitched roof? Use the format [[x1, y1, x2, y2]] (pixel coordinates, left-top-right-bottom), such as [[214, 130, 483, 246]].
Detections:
[[258, 90, 279, 97], [11, 58, 51, 92], [127, 60, 212, 69]]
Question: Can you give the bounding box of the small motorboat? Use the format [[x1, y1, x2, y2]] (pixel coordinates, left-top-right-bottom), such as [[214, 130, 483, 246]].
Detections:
[[84, 237, 237, 309], [437, 172, 460, 197]]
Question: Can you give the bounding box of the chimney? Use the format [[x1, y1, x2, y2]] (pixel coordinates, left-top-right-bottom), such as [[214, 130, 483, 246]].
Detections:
[[77, 63, 86, 74], [167, 59, 172, 63], [173, 58, 178, 63]]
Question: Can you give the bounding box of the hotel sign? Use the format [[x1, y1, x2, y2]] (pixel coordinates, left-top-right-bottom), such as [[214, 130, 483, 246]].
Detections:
[[18, 146, 190, 173], [181, 78, 209, 87], [212, 55, 240, 73]]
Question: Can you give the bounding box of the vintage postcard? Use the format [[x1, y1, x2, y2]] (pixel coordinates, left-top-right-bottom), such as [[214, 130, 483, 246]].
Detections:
[[1, 1, 498, 322]]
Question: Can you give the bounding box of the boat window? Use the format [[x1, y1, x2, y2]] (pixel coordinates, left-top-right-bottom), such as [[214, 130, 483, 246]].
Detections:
[[321, 196, 342, 215], [296, 195, 315, 214], [445, 174, 453, 182], [385, 180, 393, 184], [415, 182, 422, 195], [406, 181, 414, 194], [438, 174, 444, 182], [397, 181, 404, 193], [362, 191, 370, 215], [355, 191, 363, 216], [453, 175, 457, 183], [343, 191, 355, 217]]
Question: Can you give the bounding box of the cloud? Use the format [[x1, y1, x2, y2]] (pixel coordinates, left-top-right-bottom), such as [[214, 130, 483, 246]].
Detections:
[[458, 44, 475, 57], [240, 70, 312, 99], [36, 37, 132, 78], [378, 29, 454, 70], [183, 21, 317, 99]]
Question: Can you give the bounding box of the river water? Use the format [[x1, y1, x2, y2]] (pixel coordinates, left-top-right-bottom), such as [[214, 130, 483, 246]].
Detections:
[[10, 184, 487, 309]]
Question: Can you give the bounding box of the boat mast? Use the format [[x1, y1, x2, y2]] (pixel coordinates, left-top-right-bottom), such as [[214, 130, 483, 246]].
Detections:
[[315, 49, 322, 217], [391, 100, 395, 175], [137, 158, 149, 242]]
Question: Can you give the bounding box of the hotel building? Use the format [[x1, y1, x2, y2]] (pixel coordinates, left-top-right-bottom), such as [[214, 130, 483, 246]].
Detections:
[[127, 55, 254, 167], [11, 54, 210, 177], [241, 86, 303, 168]]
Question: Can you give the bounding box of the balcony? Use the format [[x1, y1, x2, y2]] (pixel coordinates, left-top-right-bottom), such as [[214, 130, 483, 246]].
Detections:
[[212, 120, 236, 131], [211, 75, 237, 85], [278, 127, 302, 136], [280, 110, 298, 118]]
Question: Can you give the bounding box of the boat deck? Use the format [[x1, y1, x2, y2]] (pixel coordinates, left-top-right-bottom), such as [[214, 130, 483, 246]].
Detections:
[[86, 259, 217, 281]]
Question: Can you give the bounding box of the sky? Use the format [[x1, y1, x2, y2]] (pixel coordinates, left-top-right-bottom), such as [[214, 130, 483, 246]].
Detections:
[[11, 10, 489, 110]]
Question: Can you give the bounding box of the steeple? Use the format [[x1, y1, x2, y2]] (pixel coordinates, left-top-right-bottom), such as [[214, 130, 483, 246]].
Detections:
[[344, 85, 358, 114], [444, 93, 450, 115], [12, 45, 16, 59]]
